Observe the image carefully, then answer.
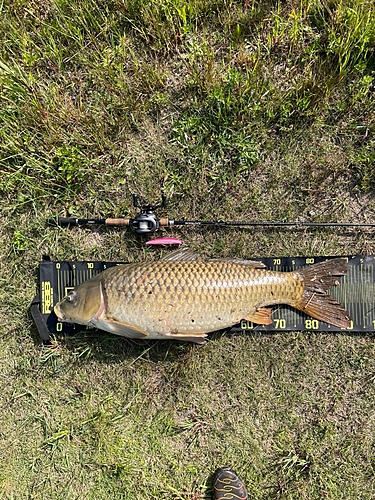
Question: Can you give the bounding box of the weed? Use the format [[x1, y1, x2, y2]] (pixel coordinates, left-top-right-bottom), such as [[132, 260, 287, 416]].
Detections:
[[53, 145, 86, 186]]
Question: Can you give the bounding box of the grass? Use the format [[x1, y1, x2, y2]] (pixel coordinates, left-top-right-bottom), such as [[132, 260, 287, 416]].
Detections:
[[1, 0, 375, 498]]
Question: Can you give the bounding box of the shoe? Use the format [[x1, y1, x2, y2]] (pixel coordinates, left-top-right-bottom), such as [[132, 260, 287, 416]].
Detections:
[[212, 466, 249, 499]]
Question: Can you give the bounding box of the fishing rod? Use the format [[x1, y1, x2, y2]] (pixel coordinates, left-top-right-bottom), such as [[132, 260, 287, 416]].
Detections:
[[47, 193, 375, 235]]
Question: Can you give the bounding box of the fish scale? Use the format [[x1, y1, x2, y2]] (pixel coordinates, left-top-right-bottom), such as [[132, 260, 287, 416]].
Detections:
[[101, 261, 304, 336]]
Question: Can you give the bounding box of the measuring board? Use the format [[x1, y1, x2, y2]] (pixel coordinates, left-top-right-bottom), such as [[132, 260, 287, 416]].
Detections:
[[31, 255, 375, 342]]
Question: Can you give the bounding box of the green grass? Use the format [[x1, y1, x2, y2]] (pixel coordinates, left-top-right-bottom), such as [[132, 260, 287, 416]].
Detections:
[[1, 0, 375, 498]]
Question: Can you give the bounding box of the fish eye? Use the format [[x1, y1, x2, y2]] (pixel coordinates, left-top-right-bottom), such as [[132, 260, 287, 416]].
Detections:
[[66, 290, 76, 302]]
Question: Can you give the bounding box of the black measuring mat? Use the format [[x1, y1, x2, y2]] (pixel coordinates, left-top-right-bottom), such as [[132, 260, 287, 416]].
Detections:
[[233, 255, 375, 334], [34, 255, 375, 340]]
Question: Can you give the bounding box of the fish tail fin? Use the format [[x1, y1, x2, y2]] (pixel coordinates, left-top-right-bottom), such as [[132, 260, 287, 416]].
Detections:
[[292, 258, 351, 328]]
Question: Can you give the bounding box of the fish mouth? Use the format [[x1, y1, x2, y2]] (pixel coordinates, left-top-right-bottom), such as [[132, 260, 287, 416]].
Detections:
[[54, 304, 67, 322]]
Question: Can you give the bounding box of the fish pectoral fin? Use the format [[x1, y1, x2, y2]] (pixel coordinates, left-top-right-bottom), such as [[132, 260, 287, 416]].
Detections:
[[245, 307, 272, 325], [94, 318, 149, 338]]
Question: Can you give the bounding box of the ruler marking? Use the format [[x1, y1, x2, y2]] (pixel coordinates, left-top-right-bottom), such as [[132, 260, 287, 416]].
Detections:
[[56, 266, 61, 304]]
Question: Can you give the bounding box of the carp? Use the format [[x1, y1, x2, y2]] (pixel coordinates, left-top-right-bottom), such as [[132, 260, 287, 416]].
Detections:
[[54, 250, 351, 343]]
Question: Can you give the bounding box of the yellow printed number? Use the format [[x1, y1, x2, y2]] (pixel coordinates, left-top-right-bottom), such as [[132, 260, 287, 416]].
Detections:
[[305, 319, 319, 329], [274, 318, 286, 329], [240, 320, 254, 330]]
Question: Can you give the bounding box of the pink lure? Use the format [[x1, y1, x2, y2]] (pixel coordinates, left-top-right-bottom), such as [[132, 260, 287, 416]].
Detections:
[[146, 237, 183, 246]]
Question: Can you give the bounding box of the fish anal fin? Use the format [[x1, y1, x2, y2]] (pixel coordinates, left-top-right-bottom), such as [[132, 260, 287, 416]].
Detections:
[[245, 307, 272, 325]]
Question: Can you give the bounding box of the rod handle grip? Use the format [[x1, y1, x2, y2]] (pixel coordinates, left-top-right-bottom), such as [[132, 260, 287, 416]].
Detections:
[[159, 218, 170, 227], [105, 218, 130, 226]]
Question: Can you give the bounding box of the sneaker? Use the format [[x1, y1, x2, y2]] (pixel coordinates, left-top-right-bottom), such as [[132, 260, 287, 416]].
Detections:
[[212, 466, 249, 499]]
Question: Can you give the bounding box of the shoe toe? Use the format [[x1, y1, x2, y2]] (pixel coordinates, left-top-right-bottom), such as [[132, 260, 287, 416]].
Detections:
[[212, 467, 248, 499]]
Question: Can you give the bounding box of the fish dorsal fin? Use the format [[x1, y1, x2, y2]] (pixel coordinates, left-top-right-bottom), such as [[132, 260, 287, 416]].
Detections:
[[209, 258, 266, 268], [161, 248, 266, 268], [161, 248, 200, 262]]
